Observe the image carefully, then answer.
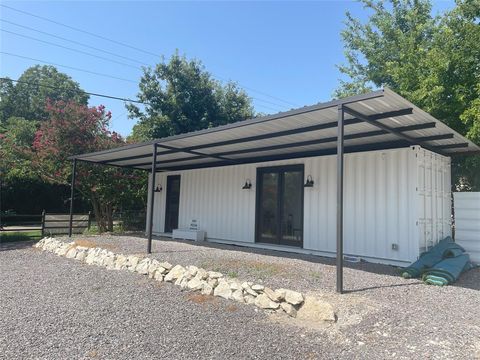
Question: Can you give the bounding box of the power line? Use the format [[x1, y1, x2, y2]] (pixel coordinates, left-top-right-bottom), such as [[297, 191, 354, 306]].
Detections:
[[0, 51, 288, 112], [0, 19, 148, 66], [1, 4, 301, 109], [0, 77, 147, 104], [0, 3, 160, 58], [0, 52, 138, 83], [1, 29, 142, 70]]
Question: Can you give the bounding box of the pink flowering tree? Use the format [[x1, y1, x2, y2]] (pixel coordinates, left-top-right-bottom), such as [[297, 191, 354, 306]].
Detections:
[[32, 100, 146, 232]]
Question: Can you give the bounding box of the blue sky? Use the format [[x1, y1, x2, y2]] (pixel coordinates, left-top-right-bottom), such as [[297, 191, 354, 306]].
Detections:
[[1, 1, 455, 136]]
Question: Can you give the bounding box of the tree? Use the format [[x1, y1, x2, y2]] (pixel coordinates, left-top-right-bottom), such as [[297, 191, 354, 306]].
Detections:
[[30, 100, 146, 232], [0, 65, 89, 124], [336, 0, 480, 189], [0, 117, 38, 181], [127, 52, 254, 141]]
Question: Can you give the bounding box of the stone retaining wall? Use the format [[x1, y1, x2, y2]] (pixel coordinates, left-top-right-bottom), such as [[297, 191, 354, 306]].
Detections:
[[34, 237, 336, 321]]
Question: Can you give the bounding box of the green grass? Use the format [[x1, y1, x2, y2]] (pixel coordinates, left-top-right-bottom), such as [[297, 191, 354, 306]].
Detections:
[[0, 230, 42, 243], [227, 270, 238, 278], [83, 224, 125, 235]]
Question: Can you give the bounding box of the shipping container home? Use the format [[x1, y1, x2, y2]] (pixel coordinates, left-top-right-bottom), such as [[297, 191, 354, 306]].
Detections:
[[69, 88, 480, 292], [145, 146, 451, 267]]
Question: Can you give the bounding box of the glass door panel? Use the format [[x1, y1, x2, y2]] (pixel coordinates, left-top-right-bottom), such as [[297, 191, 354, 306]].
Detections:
[[258, 172, 279, 244], [256, 165, 303, 247], [281, 170, 303, 246]]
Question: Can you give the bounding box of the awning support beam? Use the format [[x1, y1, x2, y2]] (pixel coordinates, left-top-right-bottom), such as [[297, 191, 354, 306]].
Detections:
[[68, 158, 77, 237], [147, 143, 157, 253], [336, 105, 344, 294], [342, 105, 447, 156]]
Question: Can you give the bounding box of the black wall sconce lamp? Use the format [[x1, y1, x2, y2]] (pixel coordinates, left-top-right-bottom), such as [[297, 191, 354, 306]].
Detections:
[[242, 179, 252, 189], [154, 184, 163, 192], [304, 175, 314, 187]]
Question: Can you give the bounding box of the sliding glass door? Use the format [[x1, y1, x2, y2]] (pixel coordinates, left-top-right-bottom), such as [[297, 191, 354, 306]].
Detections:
[[256, 165, 304, 247]]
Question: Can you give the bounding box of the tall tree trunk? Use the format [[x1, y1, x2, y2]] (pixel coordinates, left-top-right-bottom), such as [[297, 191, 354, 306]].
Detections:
[[91, 197, 106, 233], [106, 203, 113, 232]]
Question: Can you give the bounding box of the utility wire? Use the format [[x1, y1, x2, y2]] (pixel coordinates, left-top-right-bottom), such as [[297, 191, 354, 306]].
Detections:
[[1, 4, 301, 108], [0, 3, 160, 58], [0, 19, 148, 66], [0, 77, 147, 104], [1, 29, 142, 70], [0, 78, 282, 114], [0, 51, 288, 112], [0, 52, 138, 83]]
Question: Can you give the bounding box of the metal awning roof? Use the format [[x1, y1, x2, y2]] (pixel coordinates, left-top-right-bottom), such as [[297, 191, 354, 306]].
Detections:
[[72, 87, 480, 171]]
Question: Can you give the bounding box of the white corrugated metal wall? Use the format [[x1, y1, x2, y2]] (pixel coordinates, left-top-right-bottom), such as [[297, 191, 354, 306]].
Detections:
[[453, 192, 480, 264], [147, 146, 451, 265]]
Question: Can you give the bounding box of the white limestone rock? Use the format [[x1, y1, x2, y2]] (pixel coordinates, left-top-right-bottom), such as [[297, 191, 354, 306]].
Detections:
[[126, 256, 140, 271], [232, 289, 244, 303], [158, 261, 173, 270], [244, 295, 256, 305], [75, 250, 87, 262], [136, 258, 152, 275], [279, 289, 304, 306], [147, 260, 160, 278], [65, 247, 77, 259], [229, 281, 241, 291], [213, 280, 232, 299], [296, 296, 336, 322], [114, 255, 127, 270], [186, 265, 198, 278], [207, 278, 218, 288], [208, 271, 223, 279], [164, 265, 186, 282], [195, 268, 208, 280], [154, 271, 164, 282], [264, 287, 283, 302], [103, 256, 116, 270], [242, 282, 258, 297], [201, 283, 214, 296], [280, 302, 297, 318], [254, 294, 280, 310], [186, 277, 204, 291], [251, 284, 265, 292]]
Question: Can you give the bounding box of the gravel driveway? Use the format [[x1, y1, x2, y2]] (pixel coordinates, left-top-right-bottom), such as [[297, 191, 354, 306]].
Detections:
[[1, 236, 479, 359]]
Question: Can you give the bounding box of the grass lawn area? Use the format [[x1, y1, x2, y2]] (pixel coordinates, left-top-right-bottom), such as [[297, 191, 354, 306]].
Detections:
[[0, 230, 42, 243]]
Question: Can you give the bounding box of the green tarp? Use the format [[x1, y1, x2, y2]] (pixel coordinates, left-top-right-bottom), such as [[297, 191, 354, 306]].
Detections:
[[401, 236, 464, 279], [422, 254, 474, 286], [401, 236, 474, 285]]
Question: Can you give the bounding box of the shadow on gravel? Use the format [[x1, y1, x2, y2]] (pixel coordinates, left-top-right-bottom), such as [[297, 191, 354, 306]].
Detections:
[[0, 240, 36, 252], [143, 236, 400, 276], [451, 268, 480, 291], [344, 281, 424, 294]]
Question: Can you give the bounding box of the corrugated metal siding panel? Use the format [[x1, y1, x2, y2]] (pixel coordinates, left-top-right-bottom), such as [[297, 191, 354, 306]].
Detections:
[[303, 148, 418, 262], [454, 192, 480, 264], [147, 147, 450, 264], [416, 148, 452, 253], [176, 165, 256, 242]]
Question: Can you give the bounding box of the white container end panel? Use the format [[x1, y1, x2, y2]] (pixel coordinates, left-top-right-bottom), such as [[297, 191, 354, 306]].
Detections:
[[454, 192, 480, 264], [416, 148, 452, 253]]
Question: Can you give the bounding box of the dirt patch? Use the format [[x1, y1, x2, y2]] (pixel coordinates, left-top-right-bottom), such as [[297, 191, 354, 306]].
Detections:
[[225, 304, 238, 312], [74, 239, 117, 250], [185, 293, 217, 305], [268, 291, 378, 338], [200, 258, 290, 278]]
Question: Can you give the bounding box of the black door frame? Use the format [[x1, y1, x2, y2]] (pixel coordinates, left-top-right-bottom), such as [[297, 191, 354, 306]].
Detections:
[[164, 175, 181, 233], [255, 164, 304, 247]]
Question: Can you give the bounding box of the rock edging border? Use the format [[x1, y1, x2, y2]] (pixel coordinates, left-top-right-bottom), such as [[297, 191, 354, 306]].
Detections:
[[34, 237, 336, 321]]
